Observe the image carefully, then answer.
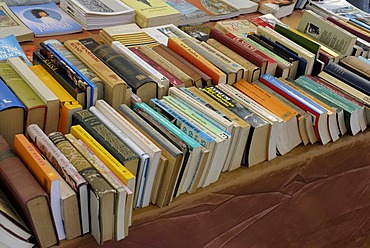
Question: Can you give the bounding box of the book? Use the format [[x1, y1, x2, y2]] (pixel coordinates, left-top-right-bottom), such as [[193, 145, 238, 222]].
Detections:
[[0, 34, 31, 65], [9, 2, 82, 37], [0, 188, 33, 243], [201, 86, 270, 166], [13, 133, 64, 241], [0, 220, 34, 248], [0, 136, 57, 248], [129, 47, 185, 88], [163, 0, 210, 26], [39, 41, 98, 109], [64, 39, 128, 109], [30, 64, 83, 134], [209, 28, 269, 75], [249, 13, 289, 29], [7, 56, 60, 134], [167, 36, 227, 85], [69, 125, 136, 196], [111, 41, 169, 98], [48, 132, 116, 245], [93, 100, 161, 207], [0, 78, 25, 148], [65, 133, 132, 240], [214, 19, 257, 38], [120, 0, 181, 27], [26, 124, 89, 236], [340, 56, 370, 81], [185, 0, 239, 21], [0, 63, 47, 134], [80, 37, 157, 104], [252, 0, 297, 18], [222, 0, 258, 14], [0, 3, 33, 42], [326, 16, 370, 44], [88, 106, 149, 209], [117, 104, 184, 207], [59, 0, 135, 30], [259, 74, 331, 145], [32, 49, 86, 108]]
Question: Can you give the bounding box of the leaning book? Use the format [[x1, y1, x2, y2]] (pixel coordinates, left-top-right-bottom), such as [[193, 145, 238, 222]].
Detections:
[[9, 2, 82, 37]]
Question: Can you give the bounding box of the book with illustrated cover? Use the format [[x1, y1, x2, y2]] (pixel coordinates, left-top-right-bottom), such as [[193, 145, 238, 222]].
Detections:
[[163, 0, 210, 26], [0, 34, 31, 65], [0, 3, 33, 42], [9, 2, 82, 37], [185, 0, 239, 21]]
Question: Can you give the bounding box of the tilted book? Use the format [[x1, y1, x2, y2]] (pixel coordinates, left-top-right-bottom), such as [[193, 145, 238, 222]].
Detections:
[[185, 0, 239, 21], [9, 2, 82, 37], [0, 34, 31, 65], [0, 136, 57, 248], [163, 0, 210, 26]]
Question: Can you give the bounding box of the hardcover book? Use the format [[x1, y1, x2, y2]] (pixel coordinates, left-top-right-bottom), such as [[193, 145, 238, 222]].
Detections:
[[0, 34, 31, 65], [0, 3, 33, 42], [252, 0, 297, 18], [120, 0, 181, 27], [0, 136, 57, 248], [9, 2, 82, 37], [0, 78, 25, 148]]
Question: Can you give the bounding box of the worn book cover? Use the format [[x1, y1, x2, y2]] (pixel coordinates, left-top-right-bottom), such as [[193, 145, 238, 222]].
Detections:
[[9, 2, 82, 37]]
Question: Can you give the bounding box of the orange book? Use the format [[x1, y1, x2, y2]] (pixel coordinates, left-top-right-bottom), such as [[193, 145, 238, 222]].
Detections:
[[13, 133, 65, 240], [167, 36, 227, 85]]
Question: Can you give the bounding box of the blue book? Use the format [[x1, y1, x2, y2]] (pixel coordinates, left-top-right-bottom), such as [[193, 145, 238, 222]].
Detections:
[[349, 18, 370, 32], [0, 34, 31, 65], [133, 102, 203, 196], [9, 3, 82, 37], [0, 78, 25, 147]]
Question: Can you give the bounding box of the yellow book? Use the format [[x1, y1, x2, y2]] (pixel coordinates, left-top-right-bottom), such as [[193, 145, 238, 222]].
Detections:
[[30, 65, 82, 134], [120, 0, 180, 28], [70, 125, 136, 192]]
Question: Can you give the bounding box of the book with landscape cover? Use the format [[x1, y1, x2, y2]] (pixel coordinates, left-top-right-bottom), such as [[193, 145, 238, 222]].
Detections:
[[0, 136, 57, 248], [9, 2, 82, 37], [64, 39, 128, 109], [26, 124, 89, 236], [185, 0, 239, 21], [0, 34, 31, 65], [164, 0, 210, 26], [0, 78, 25, 148], [13, 134, 63, 241], [0, 3, 33, 42], [48, 131, 116, 245], [120, 0, 180, 27], [80, 37, 157, 104], [30, 64, 83, 134], [0, 63, 46, 133]]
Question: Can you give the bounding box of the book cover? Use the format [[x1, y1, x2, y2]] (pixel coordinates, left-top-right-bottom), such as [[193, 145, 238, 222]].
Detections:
[[164, 0, 210, 26], [9, 2, 82, 37], [214, 19, 257, 38], [249, 13, 289, 29], [252, 0, 297, 18], [0, 136, 57, 248], [0, 34, 31, 65], [0, 78, 25, 148], [185, 0, 239, 21], [0, 3, 34, 42], [120, 0, 181, 27]]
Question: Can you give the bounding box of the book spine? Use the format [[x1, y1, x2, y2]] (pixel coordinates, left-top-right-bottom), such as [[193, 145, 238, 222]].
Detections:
[[327, 16, 370, 43]]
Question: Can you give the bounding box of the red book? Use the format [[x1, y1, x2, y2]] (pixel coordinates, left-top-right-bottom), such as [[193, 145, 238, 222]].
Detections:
[[209, 28, 270, 75]]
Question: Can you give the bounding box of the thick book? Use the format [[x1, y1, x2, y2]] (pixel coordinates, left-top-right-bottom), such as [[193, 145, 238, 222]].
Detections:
[[0, 78, 25, 148], [259, 74, 330, 145], [13, 134, 63, 240], [88, 105, 149, 209], [65, 133, 132, 240], [209, 28, 269, 75], [0, 136, 57, 248], [32, 49, 86, 108], [64, 39, 128, 109], [9, 2, 82, 37], [30, 64, 83, 134], [0, 63, 46, 134], [117, 104, 184, 207], [80, 37, 157, 104], [7, 57, 59, 135], [48, 132, 116, 245], [26, 124, 89, 236], [120, 0, 180, 27], [0, 3, 33, 42]]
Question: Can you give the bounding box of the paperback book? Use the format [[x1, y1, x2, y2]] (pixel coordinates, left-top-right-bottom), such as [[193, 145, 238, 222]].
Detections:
[[0, 34, 31, 65], [9, 2, 82, 37]]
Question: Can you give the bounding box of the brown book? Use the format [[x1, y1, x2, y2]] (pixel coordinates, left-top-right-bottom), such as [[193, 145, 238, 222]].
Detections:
[[340, 56, 370, 81], [153, 44, 212, 87], [0, 136, 57, 248]]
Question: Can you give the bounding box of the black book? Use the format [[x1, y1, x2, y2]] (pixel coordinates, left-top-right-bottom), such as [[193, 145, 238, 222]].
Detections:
[[79, 38, 157, 104]]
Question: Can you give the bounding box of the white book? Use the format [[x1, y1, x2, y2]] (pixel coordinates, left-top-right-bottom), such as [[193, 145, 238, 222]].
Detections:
[[0, 224, 34, 248], [26, 124, 89, 235], [94, 100, 161, 207], [111, 41, 169, 98], [7, 57, 59, 134], [223, 0, 258, 14], [65, 134, 132, 240], [89, 106, 149, 208]]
